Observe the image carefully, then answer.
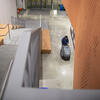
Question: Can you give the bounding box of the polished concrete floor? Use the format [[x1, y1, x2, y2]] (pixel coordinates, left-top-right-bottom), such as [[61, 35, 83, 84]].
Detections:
[[0, 10, 74, 93], [20, 9, 74, 89], [39, 12, 74, 89]]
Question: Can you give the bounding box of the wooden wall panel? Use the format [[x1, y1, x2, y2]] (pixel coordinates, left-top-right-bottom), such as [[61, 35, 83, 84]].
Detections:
[[62, 0, 100, 89], [42, 29, 51, 54]]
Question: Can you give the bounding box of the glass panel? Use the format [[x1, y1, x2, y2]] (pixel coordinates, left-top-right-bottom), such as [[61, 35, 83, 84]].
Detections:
[[32, 0, 41, 8], [27, 0, 58, 9], [53, 0, 58, 9], [27, 0, 32, 8]]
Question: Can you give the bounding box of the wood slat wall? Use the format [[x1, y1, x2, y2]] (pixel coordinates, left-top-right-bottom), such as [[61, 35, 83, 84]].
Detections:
[[62, 0, 100, 89], [0, 24, 12, 45]]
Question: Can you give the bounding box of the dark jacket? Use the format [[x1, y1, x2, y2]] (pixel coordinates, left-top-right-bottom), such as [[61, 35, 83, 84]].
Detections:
[[62, 37, 69, 46]]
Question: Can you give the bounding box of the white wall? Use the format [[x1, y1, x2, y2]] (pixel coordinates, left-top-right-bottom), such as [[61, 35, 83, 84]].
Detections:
[[0, 0, 17, 24]]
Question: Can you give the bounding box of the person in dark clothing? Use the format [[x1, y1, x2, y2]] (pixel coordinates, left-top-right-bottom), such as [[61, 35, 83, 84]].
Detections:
[[62, 36, 69, 46], [60, 35, 71, 61]]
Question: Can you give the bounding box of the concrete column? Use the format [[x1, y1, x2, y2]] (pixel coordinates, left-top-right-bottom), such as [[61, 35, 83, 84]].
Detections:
[[62, 0, 100, 89]]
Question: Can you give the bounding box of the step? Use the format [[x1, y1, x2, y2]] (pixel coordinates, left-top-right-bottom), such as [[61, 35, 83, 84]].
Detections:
[[0, 24, 25, 45], [4, 28, 51, 53]]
